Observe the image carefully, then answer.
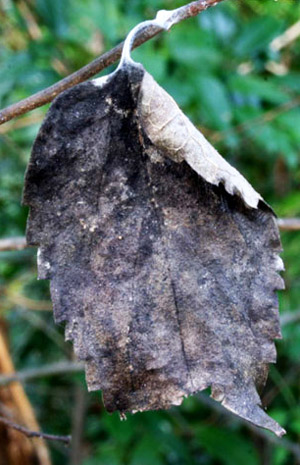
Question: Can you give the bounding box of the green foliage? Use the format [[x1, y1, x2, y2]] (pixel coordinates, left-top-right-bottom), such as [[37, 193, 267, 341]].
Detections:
[[0, 0, 300, 464]]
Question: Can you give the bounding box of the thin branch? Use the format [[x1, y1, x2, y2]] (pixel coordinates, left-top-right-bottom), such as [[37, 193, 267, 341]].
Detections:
[[70, 385, 87, 465], [0, 111, 44, 134], [281, 310, 300, 326], [1, 218, 298, 253], [270, 19, 300, 52], [0, 0, 225, 126], [210, 96, 300, 144], [0, 361, 84, 387], [0, 361, 299, 454], [277, 218, 300, 232], [0, 236, 28, 251], [17, 0, 42, 40], [5, 293, 52, 311], [263, 363, 300, 407], [0, 415, 71, 444]]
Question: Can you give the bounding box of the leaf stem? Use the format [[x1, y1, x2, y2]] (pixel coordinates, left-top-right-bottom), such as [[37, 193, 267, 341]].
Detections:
[[0, 0, 225, 126]]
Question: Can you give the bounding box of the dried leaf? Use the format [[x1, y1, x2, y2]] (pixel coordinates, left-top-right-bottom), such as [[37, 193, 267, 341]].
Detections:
[[138, 72, 262, 209], [23, 64, 285, 436]]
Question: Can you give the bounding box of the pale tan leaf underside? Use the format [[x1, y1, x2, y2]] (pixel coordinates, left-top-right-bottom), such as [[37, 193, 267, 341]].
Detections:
[[138, 71, 262, 209]]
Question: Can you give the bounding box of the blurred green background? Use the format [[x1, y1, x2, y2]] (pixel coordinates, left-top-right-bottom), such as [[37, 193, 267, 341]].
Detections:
[[0, 0, 300, 464]]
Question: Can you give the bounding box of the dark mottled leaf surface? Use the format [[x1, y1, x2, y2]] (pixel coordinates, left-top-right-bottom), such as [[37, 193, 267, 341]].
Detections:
[[23, 65, 285, 436]]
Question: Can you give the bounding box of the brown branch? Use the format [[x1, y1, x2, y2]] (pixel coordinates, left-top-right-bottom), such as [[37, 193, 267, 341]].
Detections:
[[210, 96, 300, 144], [1, 217, 298, 253], [0, 325, 52, 464], [270, 19, 300, 52], [0, 361, 84, 387], [0, 0, 225, 126], [277, 218, 300, 232], [70, 385, 87, 465], [281, 310, 300, 326], [0, 236, 28, 251], [5, 293, 53, 311], [0, 111, 44, 134], [0, 415, 71, 444]]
